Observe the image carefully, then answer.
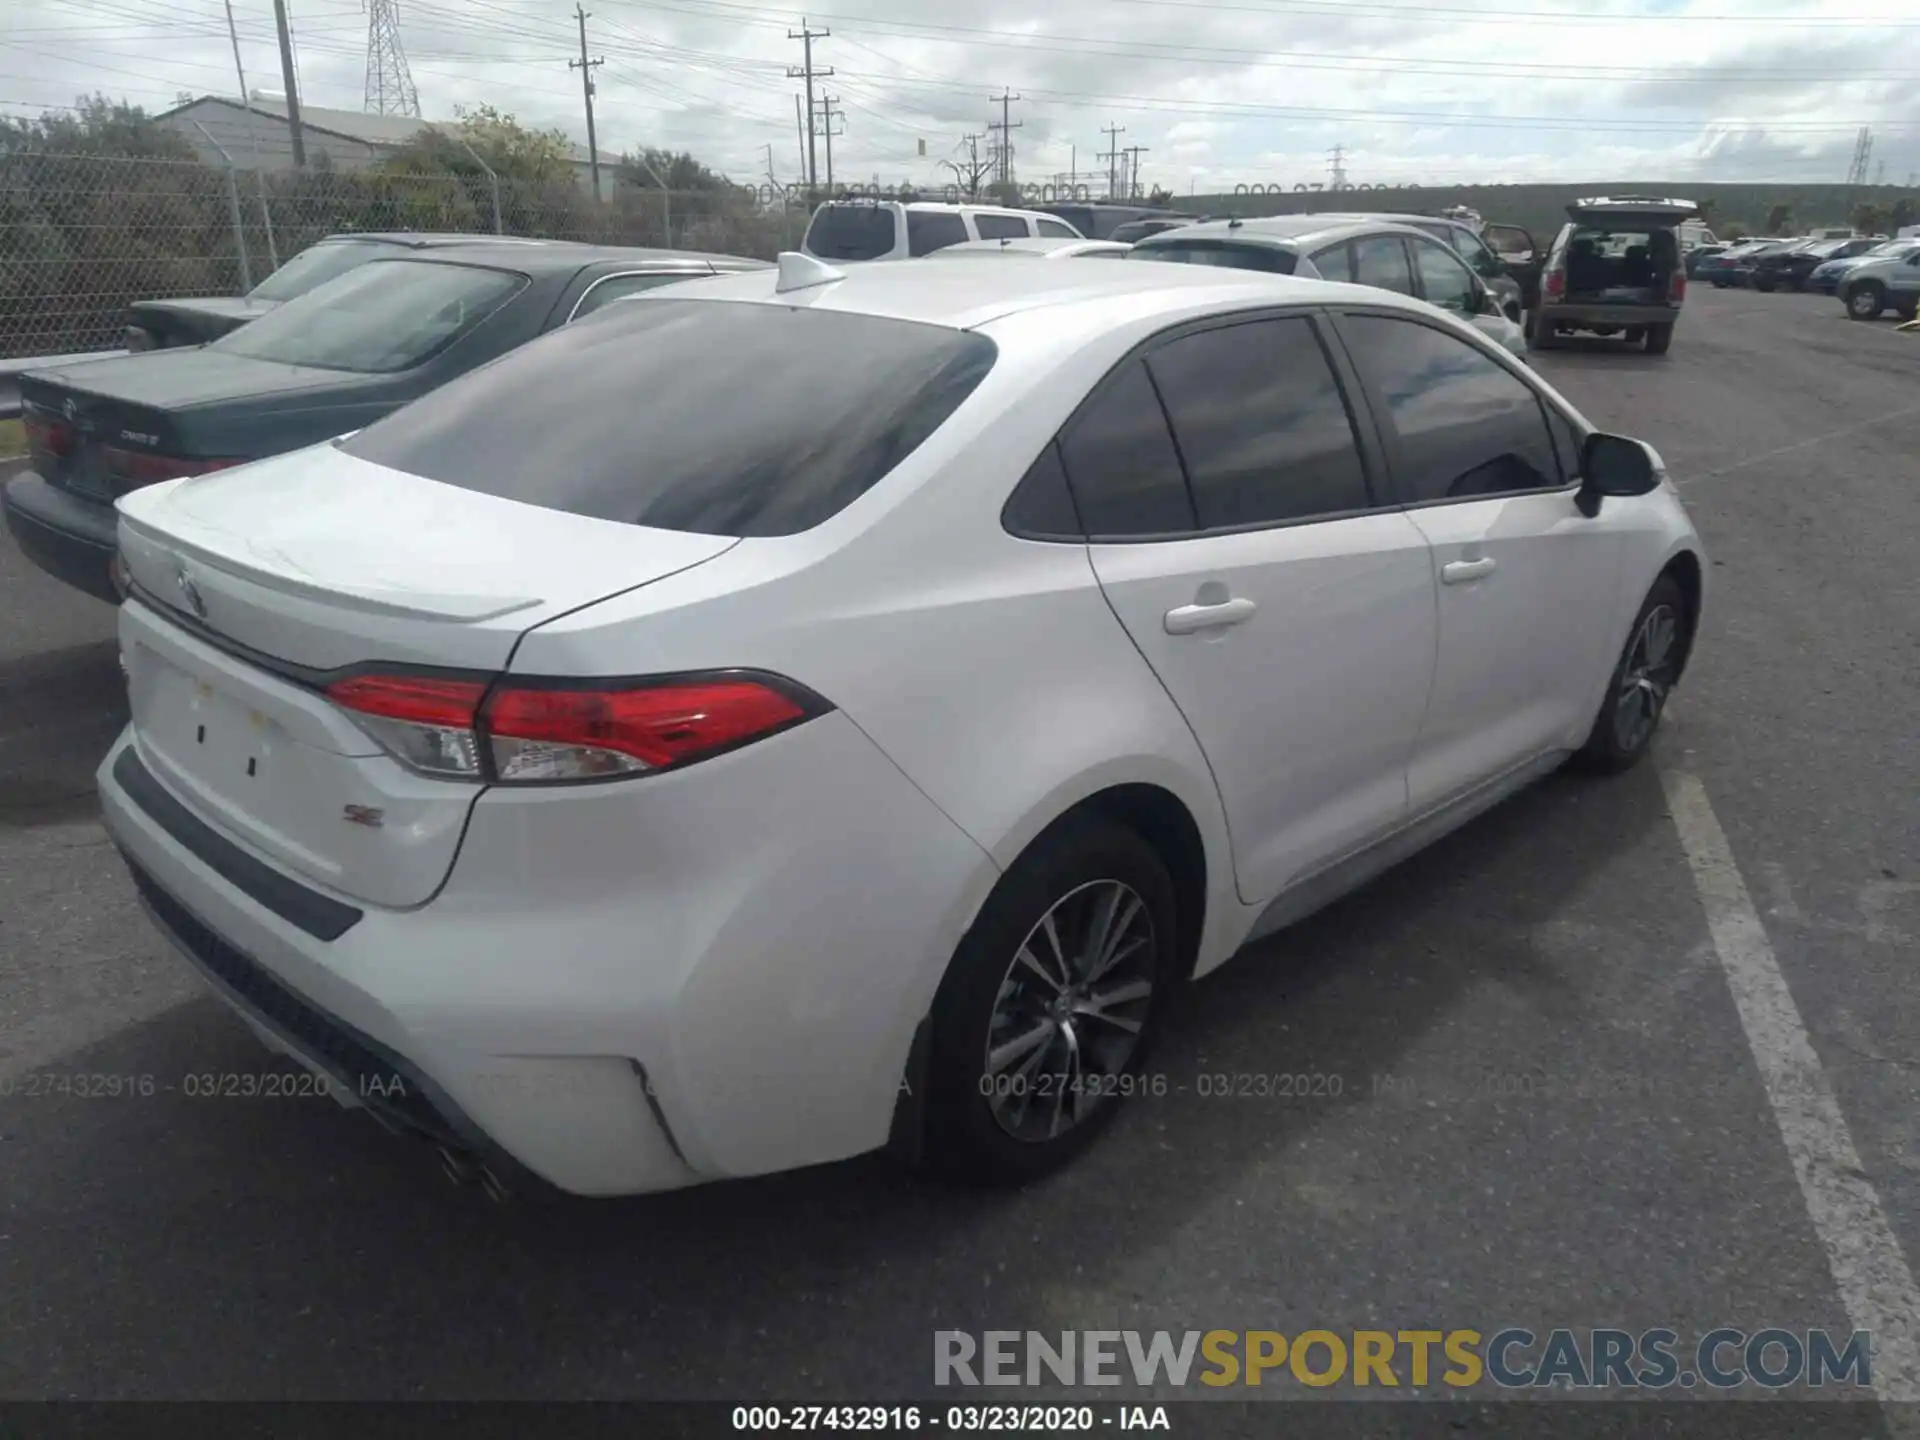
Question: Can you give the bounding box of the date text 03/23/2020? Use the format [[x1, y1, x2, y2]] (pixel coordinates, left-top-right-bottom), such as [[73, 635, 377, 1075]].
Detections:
[[731, 1406, 1170, 1432]]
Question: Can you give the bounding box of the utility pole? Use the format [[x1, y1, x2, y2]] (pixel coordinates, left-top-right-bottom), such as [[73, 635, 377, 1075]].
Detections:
[[1122, 144, 1148, 200], [570, 6, 604, 201], [987, 89, 1022, 187], [787, 20, 831, 193], [269, 0, 307, 167], [1100, 122, 1124, 200], [818, 94, 845, 191]]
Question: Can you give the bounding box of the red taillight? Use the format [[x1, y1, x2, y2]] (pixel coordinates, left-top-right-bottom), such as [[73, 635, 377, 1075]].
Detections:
[[324, 671, 824, 783], [102, 447, 246, 485], [1668, 269, 1686, 303], [24, 414, 76, 458], [1544, 267, 1566, 301], [324, 674, 489, 777]]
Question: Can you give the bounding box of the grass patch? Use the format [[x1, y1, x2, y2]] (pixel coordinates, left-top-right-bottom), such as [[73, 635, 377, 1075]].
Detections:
[[0, 418, 23, 457]]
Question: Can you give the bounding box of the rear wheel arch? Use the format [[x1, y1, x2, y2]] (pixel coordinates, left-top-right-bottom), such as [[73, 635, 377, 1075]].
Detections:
[[1063, 783, 1209, 982]]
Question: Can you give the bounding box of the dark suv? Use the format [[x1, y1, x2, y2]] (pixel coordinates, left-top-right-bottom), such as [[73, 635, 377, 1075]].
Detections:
[[1530, 197, 1694, 355]]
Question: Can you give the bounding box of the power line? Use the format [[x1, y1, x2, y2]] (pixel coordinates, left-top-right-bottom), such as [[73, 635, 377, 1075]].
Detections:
[[786, 18, 830, 192], [569, 4, 604, 200]]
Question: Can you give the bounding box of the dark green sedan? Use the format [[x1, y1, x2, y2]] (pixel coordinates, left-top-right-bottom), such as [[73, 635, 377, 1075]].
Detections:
[[5, 242, 766, 602]]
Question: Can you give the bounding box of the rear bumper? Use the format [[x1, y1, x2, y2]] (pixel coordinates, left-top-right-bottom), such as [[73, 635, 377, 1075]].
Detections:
[[2, 472, 119, 603], [1539, 303, 1680, 328], [98, 702, 995, 1197]]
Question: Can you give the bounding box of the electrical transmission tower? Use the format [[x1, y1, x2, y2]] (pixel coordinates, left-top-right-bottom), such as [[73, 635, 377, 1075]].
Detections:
[[363, 0, 421, 118], [1328, 143, 1348, 188], [1846, 127, 1873, 186]]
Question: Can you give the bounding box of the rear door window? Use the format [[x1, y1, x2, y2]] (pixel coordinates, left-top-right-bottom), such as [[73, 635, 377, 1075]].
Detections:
[[908, 211, 969, 255], [340, 299, 997, 537], [569, 271, 698, 320], [1036, 218, 1079, 238], [212, 260, 523, 373], [974, 214, 1029, 240], [1146, 316, 1373, 528], [1057, 359, 1196, 536], [805, 205, 898, 260], [1449, 226, 1509, 282], [1351, 235, 1414, 294]]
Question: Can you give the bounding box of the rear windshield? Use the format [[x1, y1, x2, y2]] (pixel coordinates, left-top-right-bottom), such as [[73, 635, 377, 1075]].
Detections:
[[248, 239, 394, 302], [339, 298, 998, 537], [1129, 240, 1300, 274], [213, 259, 523, 373], [1570, 226, 1679, 263], [805, 205, 897, 260]]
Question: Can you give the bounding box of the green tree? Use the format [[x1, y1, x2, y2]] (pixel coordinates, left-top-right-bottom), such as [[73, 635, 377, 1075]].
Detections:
[[0, 92, 196, 160], [1891, 198, 1916, 234], [381, 103, 575, 187], [1764, 202, 1794, 235], [1852, 201, 1889, 236]]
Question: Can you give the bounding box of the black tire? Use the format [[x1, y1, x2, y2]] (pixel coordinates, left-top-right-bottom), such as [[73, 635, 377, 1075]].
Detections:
[[1644, 323, 1674, 355], [1754, 275, 1775, 293], [1846, 283, 1885, 320], [920, 815, 1178, 1185], [1572, 575, 1691, 774], [1624, 326, 1646, 343], [1527, 308, 1561, 350], [1711, 279, 1729, 289]]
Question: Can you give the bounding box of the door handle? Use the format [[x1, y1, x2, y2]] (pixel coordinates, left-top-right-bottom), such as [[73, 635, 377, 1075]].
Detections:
[[1164, 597, 1257, 634], [1441, 557, 1497, 585]]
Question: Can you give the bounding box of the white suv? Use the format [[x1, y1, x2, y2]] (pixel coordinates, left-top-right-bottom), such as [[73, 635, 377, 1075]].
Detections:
[[802, 200, 1083, 261]]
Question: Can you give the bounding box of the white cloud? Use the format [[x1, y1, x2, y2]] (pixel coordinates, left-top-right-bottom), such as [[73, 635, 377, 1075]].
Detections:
[[6, 0, 1919, 189]]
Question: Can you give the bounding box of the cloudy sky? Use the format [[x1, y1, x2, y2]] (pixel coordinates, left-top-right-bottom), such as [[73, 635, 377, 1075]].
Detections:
[[6, 0, 1919, 192]]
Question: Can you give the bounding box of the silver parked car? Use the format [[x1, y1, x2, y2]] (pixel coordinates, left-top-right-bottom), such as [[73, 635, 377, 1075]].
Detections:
[[1129, 216, 1530, 360], [1836, 243, 1920, 320]]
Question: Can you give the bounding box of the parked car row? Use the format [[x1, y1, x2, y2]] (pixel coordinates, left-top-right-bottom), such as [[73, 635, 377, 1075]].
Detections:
[[1687, 232, 1920, 321], [25, 228, 1703, 1200]]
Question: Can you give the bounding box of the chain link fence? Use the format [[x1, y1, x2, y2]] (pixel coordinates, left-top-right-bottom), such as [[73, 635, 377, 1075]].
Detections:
[[0, 150, 814, 359]]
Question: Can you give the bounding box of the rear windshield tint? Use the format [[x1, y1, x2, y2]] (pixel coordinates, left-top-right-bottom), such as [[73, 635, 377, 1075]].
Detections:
[[213, 259, 522, 373], [1130, 240, 1300, 274], [806, 205, 897, 260], [339, 298, 998, 537]]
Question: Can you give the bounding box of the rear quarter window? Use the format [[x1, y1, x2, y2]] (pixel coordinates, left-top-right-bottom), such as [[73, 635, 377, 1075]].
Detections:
[[908, 211, 969, 256], [339, 299, 997, 537]]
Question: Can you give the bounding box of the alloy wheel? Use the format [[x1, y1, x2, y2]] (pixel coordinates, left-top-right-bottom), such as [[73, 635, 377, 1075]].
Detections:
[[983, 879, 1157, 1143], [1614, 604, 1681, 752]]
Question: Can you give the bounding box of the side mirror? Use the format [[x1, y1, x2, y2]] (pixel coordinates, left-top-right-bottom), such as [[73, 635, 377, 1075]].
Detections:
[[1576, 433, 1661, 516]]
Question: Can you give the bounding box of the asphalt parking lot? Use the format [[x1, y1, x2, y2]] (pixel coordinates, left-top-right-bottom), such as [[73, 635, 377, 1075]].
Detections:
[[2, 285, 1917, 1422]]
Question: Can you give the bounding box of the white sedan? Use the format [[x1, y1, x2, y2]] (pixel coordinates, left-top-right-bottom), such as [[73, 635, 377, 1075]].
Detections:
[[100, 253, 1705, 1197]]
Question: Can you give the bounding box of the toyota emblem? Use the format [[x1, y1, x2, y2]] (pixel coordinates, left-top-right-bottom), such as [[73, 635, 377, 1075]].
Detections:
[[175, 563, 207, 621]]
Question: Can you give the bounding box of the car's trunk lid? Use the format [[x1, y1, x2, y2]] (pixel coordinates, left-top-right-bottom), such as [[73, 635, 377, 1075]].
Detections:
[[115, 443, 738, 908], [20, 353, 353, 503]]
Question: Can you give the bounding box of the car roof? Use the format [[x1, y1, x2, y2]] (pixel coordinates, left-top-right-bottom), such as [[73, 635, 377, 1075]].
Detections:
[[941, 237, 1130, 257], [1135, 215, 1434, 249], [635, 250, 1442, 333], [351, 243, 760, 274], [319, 231, 580, 248]]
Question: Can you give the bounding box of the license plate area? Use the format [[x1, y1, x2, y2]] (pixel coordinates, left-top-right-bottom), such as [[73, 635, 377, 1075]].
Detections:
[[134, 648, 289, 792]]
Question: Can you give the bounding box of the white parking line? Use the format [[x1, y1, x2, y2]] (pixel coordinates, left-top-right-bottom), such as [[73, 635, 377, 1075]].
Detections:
[[1660, 768, 1920, 1414]]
